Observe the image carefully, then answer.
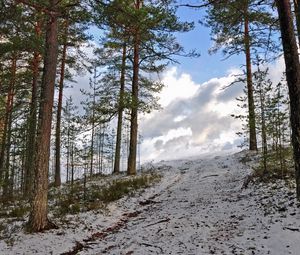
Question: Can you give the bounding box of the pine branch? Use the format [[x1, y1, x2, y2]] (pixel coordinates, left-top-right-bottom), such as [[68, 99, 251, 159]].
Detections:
[[15, 0, 52, 15], [15, 0, 80, 17], [177, 0, 222, 8]]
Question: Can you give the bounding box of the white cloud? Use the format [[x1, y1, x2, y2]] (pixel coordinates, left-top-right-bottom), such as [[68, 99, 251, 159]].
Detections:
[[173, 115, 187, 122], [159, 67, 199, 107], [139, 58, 286, 162], [140, 67, 245, 162], [265, 56, 285, 85]]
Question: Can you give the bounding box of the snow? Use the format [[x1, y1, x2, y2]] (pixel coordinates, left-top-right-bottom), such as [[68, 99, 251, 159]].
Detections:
[[1, 150, 300, 254]]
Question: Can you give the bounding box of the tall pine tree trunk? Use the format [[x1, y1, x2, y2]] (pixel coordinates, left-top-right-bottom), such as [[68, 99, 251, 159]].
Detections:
[[244, 10, 257, 151], [276, 0, 300, 199], [127, 1, 141, 175], [28, 0, 59, 231], [293, 0, 300, 48], [114, 43, 127, 174], [0, 55, 17, 191], [0, 78, 3, 152], [90, 68, 97, 177], [54, 19, 69, 187], [24, 21, 42, 196], [3, 107, 13, 200], [1, 55, 16, 200]]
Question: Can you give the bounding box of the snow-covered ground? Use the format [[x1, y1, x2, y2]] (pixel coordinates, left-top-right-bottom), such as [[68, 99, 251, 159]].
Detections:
[[1, 151, 300, 254]]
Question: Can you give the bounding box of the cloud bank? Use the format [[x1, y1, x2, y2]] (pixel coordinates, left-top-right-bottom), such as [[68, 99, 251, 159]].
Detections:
[[140, 57, 286, 162], [140, 67, 247, 161]]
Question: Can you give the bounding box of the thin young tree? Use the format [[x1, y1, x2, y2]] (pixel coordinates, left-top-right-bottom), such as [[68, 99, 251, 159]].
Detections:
[[54, 5, 90, 186], [54, 18, 69, 187], [113, 42, 127, 174]]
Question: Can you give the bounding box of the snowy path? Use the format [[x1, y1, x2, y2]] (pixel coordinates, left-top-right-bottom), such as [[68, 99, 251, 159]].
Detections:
[[79, 153, 300, 255], [1, 152, 300, 255]]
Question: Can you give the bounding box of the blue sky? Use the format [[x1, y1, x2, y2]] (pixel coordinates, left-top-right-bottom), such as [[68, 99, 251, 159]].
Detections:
[[88, 4, 245, 83], [174, 5, 244, 84]]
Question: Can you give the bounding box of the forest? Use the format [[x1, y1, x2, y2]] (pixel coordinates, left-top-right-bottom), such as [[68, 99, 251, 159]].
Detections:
[[1, 0, 300, 253]]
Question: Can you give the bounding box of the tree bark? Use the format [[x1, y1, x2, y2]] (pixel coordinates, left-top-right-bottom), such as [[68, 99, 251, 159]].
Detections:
[[114, 42, 127, 174], [0, 75, 3, 147], [244, 8, 257, 151], [293, 0, 300, 49], [54, 19, 69, 187], [127, 1, 141, 176], [28, 0, 59, 232], [276, 0, 300, 199]]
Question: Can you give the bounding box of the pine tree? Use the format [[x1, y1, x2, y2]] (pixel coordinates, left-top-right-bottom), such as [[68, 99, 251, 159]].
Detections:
[[27, 0, 60, 232], [113, 42, 127, 174], [23, 13, 44, 198], [205, 0, 279, 151], [253, 64, 272, 175], [93, 0, 195, 175], [54, 4, 91, 187], [54, 18, 69, 187], [275, 0, 300, 199], [62, 96, 79, 186]]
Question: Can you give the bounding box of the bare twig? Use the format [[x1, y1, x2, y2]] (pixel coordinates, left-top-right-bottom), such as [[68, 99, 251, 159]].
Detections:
[[144, 218, 170, 227]]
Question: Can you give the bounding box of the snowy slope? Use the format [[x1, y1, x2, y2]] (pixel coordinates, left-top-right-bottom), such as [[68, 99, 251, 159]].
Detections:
[[1, 151, 300, 255]]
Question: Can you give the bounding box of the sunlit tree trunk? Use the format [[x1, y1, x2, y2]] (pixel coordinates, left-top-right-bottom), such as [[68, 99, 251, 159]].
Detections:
[[244, 6, 257, 151], [28, 0, 59, 231], [114, 42, 127, 174], [128, 0, 142, 176]]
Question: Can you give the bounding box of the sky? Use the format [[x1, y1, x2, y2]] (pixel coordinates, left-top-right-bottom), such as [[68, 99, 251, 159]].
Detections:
[[66, 2, 285, 163], [136, 3, 285, 162], [173, 2, 244, 83]]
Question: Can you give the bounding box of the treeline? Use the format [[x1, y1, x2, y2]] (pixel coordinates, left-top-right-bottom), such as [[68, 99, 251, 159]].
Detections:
[[0, 0, 193, 231]]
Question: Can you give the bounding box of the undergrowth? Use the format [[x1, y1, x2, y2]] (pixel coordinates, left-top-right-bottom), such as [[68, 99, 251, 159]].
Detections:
[[53, 173, 161, 217], [254, 147, 294, 181], [241, 147, 295, 188], [0, 171, 162, 231]]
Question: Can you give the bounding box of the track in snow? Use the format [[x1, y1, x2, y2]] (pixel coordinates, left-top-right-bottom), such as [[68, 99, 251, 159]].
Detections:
[[77, 152, 300, 255]]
